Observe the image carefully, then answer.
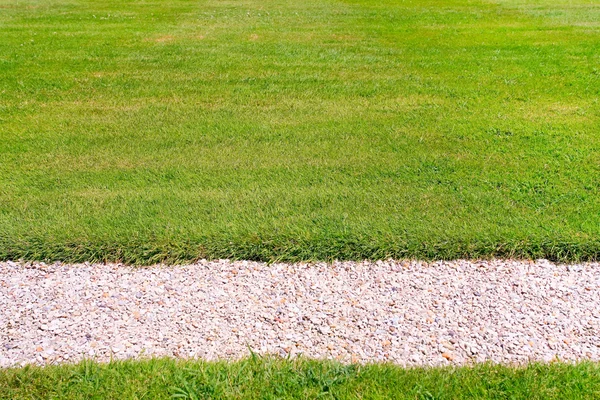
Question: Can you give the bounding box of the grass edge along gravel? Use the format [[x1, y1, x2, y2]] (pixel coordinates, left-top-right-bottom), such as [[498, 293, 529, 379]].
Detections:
[[1, 356, 600, 399], [1, 234, 598, 265]]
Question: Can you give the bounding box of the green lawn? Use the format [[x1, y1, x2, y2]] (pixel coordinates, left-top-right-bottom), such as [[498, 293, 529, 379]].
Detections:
[[1, 357, 599, 399], [1, 0, 599, 264]]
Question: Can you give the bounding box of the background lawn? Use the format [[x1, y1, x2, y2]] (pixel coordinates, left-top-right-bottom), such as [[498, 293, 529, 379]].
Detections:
[[1, 357, 600, 399], [0, 0, 598, 263]]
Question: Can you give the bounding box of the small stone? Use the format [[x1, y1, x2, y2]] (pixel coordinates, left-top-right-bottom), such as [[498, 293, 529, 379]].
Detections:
[[318, 326, 331, 335]]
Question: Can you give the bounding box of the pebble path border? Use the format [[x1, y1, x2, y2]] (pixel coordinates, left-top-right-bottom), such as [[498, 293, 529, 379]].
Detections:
[[1, 259, 599, 367]]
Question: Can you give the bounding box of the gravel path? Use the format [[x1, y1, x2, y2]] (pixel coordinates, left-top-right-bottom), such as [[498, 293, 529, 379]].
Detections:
[[1, 259, 599, 367]]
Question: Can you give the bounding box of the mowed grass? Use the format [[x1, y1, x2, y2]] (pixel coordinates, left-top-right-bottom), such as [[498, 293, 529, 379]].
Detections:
[[1, 357, 600, 399], [0, 0, 599, 263]]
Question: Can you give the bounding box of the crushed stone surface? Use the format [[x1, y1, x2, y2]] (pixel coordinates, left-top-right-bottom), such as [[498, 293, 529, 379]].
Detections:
[[1, 259, 599, 367]]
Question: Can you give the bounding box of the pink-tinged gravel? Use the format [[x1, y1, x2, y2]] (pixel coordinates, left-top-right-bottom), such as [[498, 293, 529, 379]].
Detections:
[[1, 259, 599, 367]]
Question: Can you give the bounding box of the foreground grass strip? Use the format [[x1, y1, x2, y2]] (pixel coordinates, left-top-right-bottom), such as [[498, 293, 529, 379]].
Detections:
[[1, 358, 599, 399], [1, 0, 599, 263]]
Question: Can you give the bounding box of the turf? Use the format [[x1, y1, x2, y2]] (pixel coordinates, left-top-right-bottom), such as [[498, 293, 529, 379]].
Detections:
[[1, 357, 599, 399], [1, 0, 599, 264]]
